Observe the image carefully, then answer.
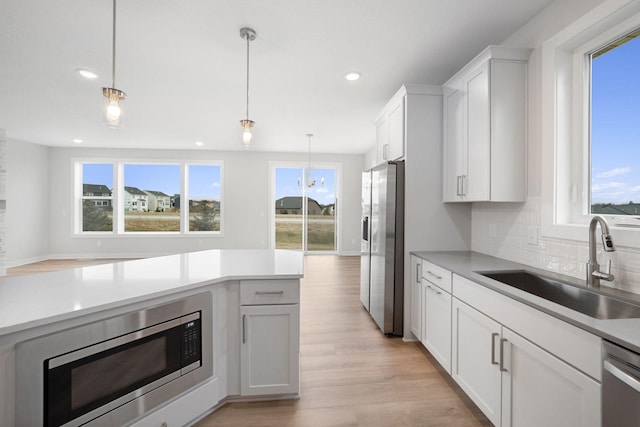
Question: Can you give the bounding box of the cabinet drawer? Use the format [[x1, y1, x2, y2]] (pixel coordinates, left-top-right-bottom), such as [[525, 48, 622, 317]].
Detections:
[[240, 279, 300, 305], [421, 261, 452, 293]]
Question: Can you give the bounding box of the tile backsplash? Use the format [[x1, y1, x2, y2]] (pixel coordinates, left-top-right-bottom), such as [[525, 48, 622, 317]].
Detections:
[[472, 196, 640, 295]]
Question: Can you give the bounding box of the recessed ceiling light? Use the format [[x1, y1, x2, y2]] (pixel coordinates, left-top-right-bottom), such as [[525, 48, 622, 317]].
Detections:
[[72, 138, 82, 144], [77, 69, 98, 80], [195, 141, 204, 146], [345, 72, 361, 81]]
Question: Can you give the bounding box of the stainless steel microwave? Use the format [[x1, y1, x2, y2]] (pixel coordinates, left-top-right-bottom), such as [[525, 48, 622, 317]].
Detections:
[[16, 293, 213, 427]]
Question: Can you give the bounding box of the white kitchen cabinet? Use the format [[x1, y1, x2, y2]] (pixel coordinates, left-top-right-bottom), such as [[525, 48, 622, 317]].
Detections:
[[239, 280, 300, 397], [500, 328, 600, 427], [422, 280, 452, 373], [375, 86, 407, 163], [376, 116, 389, 163], [240, 304, 300, 396], [443, 46, 530, 202], [451, 273, 602, 427], [410, 255, 422, 341], [451, 298, 502, 426]]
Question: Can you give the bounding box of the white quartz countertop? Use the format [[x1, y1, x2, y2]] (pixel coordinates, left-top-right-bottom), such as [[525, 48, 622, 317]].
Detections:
[[0, 249, 304, 336], [413, 251, 640, 354]]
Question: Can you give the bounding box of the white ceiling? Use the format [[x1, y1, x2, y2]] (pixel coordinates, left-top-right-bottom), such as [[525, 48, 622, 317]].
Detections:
[[0, 0, 553, 154]]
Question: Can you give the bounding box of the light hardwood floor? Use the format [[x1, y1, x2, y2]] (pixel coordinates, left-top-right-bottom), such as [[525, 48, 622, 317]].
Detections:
[[198, 255, 490, 427], [8, 255, 490, 426]]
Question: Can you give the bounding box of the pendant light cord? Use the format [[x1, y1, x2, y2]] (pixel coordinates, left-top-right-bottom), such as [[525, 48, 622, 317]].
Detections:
[[245, 35, 250, 120], [111, 0, 117, 88]]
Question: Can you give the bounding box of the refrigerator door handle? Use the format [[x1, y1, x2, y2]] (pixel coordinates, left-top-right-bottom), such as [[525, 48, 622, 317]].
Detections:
[[362, 216, 369, 241]]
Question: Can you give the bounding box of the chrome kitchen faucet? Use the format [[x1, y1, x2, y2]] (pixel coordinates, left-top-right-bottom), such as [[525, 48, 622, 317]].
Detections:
[[586, 215, 616, 288]]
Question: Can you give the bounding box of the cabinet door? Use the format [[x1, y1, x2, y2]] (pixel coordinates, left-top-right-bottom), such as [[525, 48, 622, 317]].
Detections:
[[501, 328, 600, 427], [410, 256, 422, 341], [387, 98, 404, 160], [240, 304, 300, 396], [376, 117, 389, 163], [451, 298, 502, 426], [443, 86, 464, 202], [422, 282, 452, 373], [464, 61, 491, 201]]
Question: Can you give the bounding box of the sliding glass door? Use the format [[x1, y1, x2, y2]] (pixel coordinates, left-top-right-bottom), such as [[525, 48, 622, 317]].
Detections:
[[273, 165, 337, 253]]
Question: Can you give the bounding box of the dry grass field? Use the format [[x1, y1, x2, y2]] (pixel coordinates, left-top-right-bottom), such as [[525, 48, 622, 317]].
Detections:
[[275, 215, 335, 251]]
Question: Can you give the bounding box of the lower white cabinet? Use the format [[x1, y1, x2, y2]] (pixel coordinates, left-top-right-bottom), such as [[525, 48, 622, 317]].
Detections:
[[422, 281, 452, 373], [501, 328, 600, 427], [451, 297, 601, 427], [410, 255, 423, 341], [240, 304, 300, 396], [451, 298, 502, 425]]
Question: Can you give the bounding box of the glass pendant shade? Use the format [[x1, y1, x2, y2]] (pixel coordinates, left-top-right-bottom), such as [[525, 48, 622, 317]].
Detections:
[[240, 119, 254, 149], [103, 87, 126, 128]]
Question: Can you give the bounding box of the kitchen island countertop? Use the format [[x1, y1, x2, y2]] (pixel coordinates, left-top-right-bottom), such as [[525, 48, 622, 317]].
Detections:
[[0, 249, 304, 337], [413, 251, 640, 354]]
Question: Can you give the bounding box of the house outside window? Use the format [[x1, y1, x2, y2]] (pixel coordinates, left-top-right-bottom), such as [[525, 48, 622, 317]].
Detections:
[[75, 160, 223, 235]]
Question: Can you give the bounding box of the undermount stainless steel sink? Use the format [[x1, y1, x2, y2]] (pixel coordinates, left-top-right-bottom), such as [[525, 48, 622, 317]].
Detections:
[[479, 271, 640, 320]]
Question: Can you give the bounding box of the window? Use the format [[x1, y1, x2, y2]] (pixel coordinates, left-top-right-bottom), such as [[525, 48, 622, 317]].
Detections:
[[590, 29, 640, 217], [81, 163, 113, 232], [75, 160, 222, 235], [187, 164, 221, 232], [541, 0, 640, 247], [123, 164, 180, 232], [271, 163, 339, 253]]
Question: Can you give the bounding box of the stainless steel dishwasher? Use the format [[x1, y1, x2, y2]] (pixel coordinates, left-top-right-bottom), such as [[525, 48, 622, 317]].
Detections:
[[603, 340, 640, 426]]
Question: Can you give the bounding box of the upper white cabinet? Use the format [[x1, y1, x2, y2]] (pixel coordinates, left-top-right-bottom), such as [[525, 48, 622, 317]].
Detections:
[[375, 84, 435, 163], [443, 46, 531, 202]]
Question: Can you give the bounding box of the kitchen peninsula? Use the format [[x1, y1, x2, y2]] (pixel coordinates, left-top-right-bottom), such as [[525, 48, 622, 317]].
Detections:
[[0, 249, 304, 427]]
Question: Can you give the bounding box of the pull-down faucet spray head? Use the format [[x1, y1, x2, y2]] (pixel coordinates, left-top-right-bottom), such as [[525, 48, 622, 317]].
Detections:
[[587, 215, 616, 287]]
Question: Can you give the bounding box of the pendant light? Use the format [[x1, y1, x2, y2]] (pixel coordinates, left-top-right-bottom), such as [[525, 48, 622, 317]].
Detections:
[[239, 27, 256, 149], [102, 0, 126, 128]]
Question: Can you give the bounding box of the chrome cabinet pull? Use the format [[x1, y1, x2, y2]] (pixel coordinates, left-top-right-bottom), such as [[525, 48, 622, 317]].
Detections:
[[456, 175, 462, 196], [461, 174, 467, 196], [426, 271, 442, 280], [416, 263, 421, 283], [426, 285, 442, 295], [242, 314, 247, 344], [491, 333, 499, 365], [255, 291, 285, 296], [499, 338, 508, 372]]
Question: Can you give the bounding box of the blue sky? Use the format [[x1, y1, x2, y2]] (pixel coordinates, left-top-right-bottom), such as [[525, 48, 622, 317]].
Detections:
[[83, 163, 221, 199], [591, 34, 640, 205]]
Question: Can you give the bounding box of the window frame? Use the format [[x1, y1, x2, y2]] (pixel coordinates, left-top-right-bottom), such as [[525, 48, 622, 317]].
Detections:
[[541, 0, 640, 248], [73, 159, 224, 237]]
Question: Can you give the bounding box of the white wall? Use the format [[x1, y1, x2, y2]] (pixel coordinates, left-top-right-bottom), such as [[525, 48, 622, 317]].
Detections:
[[44, 146, 364, 259], [471, 0, 640, 295], [6, 139, 50, 266]]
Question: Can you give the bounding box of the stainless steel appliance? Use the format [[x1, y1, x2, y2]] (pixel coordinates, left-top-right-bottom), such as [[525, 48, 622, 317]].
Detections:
[[360, 161, 404, 336], [16, 294, 212, 427], [603, 340, 640, 426]]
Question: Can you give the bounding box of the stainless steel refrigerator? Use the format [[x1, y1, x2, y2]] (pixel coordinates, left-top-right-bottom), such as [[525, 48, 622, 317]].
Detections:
[[360, 161, 404, 336]]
